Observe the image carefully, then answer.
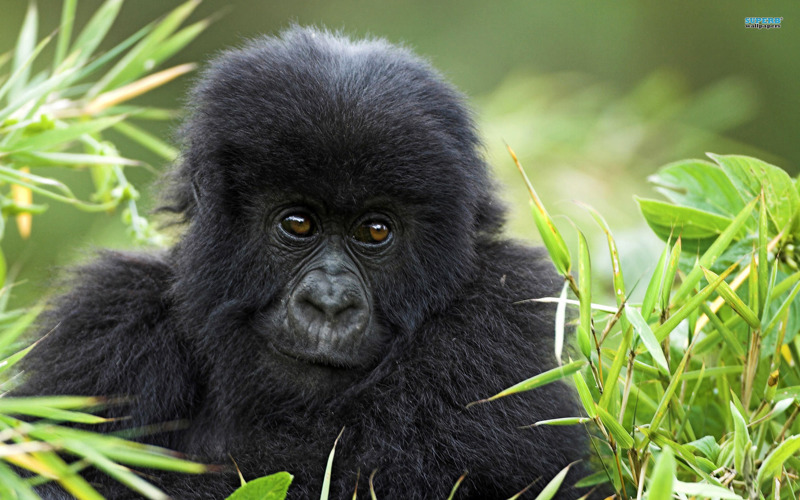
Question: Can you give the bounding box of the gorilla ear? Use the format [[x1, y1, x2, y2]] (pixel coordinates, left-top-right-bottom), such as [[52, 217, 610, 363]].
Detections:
[[158, 161, 203, 222]]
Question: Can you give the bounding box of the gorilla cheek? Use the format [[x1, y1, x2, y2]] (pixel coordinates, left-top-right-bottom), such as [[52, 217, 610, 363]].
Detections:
[[284, 268, 372, 366]]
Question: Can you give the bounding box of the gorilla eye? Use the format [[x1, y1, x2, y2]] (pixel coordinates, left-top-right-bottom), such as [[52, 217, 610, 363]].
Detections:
[[281, 214, 315, 237], [354, 221, 391, 244]]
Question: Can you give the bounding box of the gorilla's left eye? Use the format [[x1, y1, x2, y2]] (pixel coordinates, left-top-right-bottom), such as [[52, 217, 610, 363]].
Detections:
[[353, 221, 391, 244]]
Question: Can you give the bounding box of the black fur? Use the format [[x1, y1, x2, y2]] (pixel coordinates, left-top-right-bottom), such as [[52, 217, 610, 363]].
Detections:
[[20, 28, 591, 499]]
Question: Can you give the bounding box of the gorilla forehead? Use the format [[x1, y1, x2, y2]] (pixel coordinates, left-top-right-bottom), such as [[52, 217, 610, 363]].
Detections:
[[186, 27, 487, 207]]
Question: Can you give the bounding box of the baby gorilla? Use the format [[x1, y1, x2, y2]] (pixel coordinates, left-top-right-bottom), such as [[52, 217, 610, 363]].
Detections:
[[21, 27, 589, 499]]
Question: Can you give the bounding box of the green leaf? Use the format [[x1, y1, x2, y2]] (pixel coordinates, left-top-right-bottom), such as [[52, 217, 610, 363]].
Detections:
[[572, 372, 597, 419], [673, 480, 743, 499], [626, 304, 669, 374], [470, 360, 586, 405], [554, 281, 568, 362], [596, 405, 634, 449], [672, 196, 758, 305], [649, 159, 746, 217], [686, 436, 721, 462], [576, 228, 592, 358], [641, 242, 669, 323], [6, 116, 126, 152], [730, 402, 751, 478], [54, 0, 77, 69], [761, 281, 800, 338], [709, 153, 800, 235], [647, 447, 675, 500], [69, 0, 124, 67], [532, 462, 573, 500], [90, 0, 201, 95], [637, 197, 744, 246], [701, 267, 760, 330], [226, 472, 293, 500], [661, 237, 681, 312], [320, 428, 344, 500], [10, 1, 38, 100], [445, 472, 467, 500], [756, 434, 800, 484]]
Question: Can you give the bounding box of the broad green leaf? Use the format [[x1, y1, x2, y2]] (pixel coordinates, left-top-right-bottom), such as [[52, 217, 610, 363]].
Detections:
[[637, 197, 743, 244], [648, 159, 746, 217], [709, 153, 800, 235], [672, 196, 758, 304], [596, 405, 633, 449], [756, 434, 800, 484], [572, 372, 597, 419], [532, 462, 573, 500], [226, 472, 293, 500], [673, 480, 743, 499], [686, 436, 721, 462], [648, 447, 675, 500], [730, 402, 751, 478], [626, 304, 669, 374], [470, 360, 586, 405], [576, 228, 592, 358]]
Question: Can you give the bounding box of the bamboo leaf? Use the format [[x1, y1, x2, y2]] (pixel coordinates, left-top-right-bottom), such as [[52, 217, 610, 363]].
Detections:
[[469, 360, 586, 406], [576, 228, 592, 358], [756, 434, 800, 484], [701, 267, 760, 329], [648, 447, 675, 500], [596, 405, 633, 449], [626, 304, 669, 374]]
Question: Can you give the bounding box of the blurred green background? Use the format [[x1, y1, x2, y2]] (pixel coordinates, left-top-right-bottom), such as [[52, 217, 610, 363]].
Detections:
[[1, 0, 798, 307]]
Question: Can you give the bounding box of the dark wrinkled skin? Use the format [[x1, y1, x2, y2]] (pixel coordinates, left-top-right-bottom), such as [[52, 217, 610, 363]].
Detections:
[[18, 27, 597, 499]]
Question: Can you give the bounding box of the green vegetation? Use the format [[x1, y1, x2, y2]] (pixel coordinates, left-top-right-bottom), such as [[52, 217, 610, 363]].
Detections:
[[482, 151, 799, 499], [0, 1, 209, 498]]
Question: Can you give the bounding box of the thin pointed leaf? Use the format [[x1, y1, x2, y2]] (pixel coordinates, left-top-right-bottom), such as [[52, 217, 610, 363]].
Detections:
[[10, 1, 38, 100], [532, 462, 573, 500], [0, 33, 54, 103], [701, 267, 760, 329], [730, 402, 751, 478], [54, 0, 78, 69], [320, 428, 344, 500], [576, 228, 592, 358], [642, 242, 669, 323], [626, 304, 669, 374], [470, 360, 586, 405], [69, 0, 124, 66], [572, 372, 597, 419], [554, 281, 568, 362], [672, 197, 758, 304], [596, 405, 634, 449]]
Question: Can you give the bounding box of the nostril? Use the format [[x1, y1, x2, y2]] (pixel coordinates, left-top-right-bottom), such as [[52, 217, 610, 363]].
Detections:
[[303, 294, 356, 320]]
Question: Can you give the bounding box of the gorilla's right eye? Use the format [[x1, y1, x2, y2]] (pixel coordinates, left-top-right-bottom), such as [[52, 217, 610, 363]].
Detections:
[[280, 214, 315, 237]]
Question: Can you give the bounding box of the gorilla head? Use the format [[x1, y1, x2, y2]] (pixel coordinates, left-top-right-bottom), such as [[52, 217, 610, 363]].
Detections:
[[166, 28, 503, 395], [21, 26, 589, 499]]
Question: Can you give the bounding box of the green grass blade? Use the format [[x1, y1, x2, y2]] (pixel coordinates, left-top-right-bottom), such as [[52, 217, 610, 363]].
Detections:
[[445, 472, 467, 500], [9, 1, 38, 100], [469, 360, 586, 406], [54, 0, 77, 69], [70, 0, 124, 66], [577, 228, 592, 358], [0, 33, 54, 104], [626, 304, 669, 374], [596, 405, 633, 449], [572, 372, 597, 419], [642, 241, 669, 323], [320, 428, 345, 500], [532, 462, 573, 500], [701, 267, 760, 329]]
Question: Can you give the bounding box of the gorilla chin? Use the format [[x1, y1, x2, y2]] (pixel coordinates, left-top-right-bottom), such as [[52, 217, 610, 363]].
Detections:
[[18, 26, 595, 499]]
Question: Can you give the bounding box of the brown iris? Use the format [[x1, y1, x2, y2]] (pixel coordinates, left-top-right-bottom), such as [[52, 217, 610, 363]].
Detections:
[[281, 214, 314, 237], [354, 221, 390, 244]]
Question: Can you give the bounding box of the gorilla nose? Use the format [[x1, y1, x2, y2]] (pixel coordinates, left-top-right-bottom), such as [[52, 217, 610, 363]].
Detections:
[[286, 270, 370, 354]]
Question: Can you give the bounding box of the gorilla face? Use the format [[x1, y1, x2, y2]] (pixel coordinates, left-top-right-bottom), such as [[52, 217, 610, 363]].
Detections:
[[258, 204, 396, 373], [166, 28, 504, 394]]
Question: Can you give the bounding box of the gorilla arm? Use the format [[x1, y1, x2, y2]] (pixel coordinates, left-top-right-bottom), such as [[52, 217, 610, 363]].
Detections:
[[18, 251, 196, 438]]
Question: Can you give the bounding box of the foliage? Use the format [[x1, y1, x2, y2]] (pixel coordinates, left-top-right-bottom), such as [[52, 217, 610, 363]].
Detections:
[[0, 1, 209, 498], [482, 151, 800, 499]]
